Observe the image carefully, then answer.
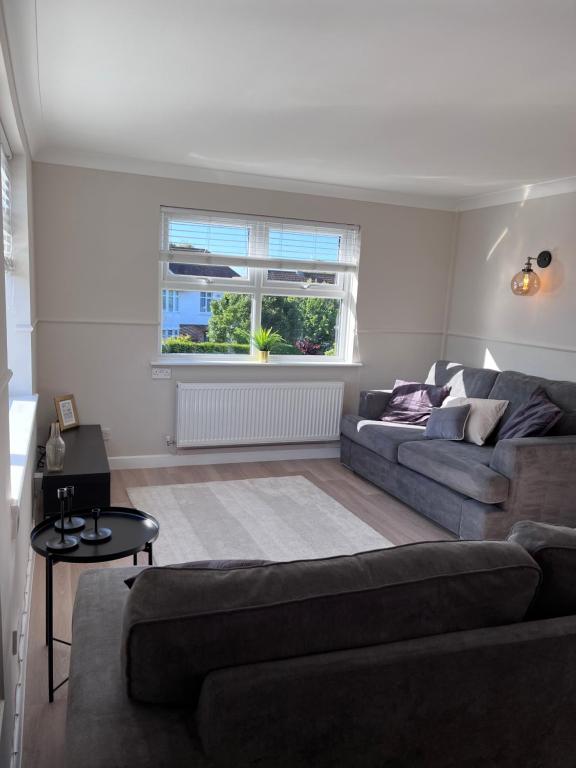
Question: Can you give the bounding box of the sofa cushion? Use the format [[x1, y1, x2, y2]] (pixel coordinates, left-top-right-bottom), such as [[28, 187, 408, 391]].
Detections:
[[122, 541, 540, 705], [426, 360, 500, 399], [424, 404, 471, 441], [488, 370, 576, 438], [498, 387, 563, 440], [398, 440, 509, 504], [508, 520, 576, 618], [341, 414, 425, 462], [380, 379, 451, 425], [443, 396, 509, 446]]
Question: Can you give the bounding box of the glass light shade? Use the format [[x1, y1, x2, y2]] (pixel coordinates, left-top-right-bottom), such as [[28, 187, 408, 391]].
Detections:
[[511, 269, 540, 296]]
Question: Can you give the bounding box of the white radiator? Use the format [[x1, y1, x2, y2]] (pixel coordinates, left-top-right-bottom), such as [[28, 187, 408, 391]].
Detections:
[[176, 381, 344, 448]]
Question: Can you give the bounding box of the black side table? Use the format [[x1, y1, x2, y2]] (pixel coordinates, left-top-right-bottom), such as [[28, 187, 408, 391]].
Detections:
[[31, 506, 160, 701]]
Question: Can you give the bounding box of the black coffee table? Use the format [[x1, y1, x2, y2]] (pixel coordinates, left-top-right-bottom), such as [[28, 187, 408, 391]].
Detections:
[[31, 506, 160, 701]]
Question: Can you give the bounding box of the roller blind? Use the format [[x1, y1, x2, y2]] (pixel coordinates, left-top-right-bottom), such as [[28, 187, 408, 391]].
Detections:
[[160, 207, 360, 273], [1, 145, 13, 272]]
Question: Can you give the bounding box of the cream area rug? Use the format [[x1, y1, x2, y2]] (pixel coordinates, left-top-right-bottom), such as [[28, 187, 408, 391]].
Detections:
[[127, 475, 392, 565]]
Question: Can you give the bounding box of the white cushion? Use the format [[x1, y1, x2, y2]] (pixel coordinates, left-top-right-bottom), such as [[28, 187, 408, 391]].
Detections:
[[442, 397, 508, 446]]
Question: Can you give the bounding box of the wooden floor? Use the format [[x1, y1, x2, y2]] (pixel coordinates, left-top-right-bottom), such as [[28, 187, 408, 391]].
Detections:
[[21, 459, 450, 768]]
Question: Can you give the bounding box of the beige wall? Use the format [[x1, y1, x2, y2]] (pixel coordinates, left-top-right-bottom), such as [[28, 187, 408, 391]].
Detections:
[[446, 192, 576, 379], [33, 162, 456, 458]]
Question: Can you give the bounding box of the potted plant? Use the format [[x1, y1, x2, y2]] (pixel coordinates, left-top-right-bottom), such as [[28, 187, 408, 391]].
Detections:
[[252, 327, 284, 363]]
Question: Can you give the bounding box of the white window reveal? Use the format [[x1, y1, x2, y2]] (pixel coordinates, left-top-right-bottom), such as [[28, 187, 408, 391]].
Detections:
[[1, 144, 13, 272], [159, 208, 360, 361]]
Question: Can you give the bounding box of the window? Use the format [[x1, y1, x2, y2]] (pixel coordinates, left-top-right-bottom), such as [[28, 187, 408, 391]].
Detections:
[[159, 208, 360, 360], [200, 291, 214, 313], [162, 289, 179, 313]]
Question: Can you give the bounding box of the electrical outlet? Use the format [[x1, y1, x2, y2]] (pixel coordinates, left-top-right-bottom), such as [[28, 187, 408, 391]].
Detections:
[[101, 427, 111, 441], [152, 367, 171, 379]]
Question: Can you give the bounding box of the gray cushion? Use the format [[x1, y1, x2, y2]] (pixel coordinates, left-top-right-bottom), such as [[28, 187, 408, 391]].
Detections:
[[398, 440, 509, 504], [488, 370, 576, 437], [508, 520, 576, 619], [424, 404, 471, 440], [341, 413, 425, 462], [426, 360, 500, 399], [122, 541, 540, 705]]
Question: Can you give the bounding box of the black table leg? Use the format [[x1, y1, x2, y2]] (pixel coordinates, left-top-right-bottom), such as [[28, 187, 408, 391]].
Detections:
[[133, 552, 138, 565], [45, 557, 50, 646], [147, 542, 153, 565], [47, 557, 54, 703]]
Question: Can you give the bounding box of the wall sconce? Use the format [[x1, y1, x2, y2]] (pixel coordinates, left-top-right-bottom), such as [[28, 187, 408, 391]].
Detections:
[[511, 251, 552, 296]]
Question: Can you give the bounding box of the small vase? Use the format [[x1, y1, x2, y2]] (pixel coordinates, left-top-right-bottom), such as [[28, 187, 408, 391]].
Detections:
[[46, 422, 66, 472], [256, 350, 269, 363]]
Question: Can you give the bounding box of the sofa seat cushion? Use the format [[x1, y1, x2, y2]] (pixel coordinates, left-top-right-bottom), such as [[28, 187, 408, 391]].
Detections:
[[398, 440, 509, 504], [122, 541, 539, 706], [341, 414, 425, 462]]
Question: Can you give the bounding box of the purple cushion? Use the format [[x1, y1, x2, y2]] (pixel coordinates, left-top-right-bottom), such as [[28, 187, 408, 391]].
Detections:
[[380, 380, 451, 426], [499, 387, 563, 440]]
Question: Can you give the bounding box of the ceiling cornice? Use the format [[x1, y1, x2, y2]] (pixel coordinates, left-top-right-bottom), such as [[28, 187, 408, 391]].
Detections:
[[34, 147, 576, 214], [33, 147, 460, 211], [455, 176, 576, 211]]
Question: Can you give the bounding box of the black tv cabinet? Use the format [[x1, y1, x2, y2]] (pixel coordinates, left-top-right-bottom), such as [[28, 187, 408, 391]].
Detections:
[[42, 425, 110, 518]]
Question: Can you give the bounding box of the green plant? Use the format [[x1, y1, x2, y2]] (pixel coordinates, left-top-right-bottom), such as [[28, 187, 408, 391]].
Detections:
[[251, 327, 285, 351]]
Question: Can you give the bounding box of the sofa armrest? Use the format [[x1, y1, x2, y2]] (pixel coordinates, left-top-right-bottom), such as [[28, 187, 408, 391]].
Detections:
[[358, 390, 392, 420], [490, 436, 576, 526]]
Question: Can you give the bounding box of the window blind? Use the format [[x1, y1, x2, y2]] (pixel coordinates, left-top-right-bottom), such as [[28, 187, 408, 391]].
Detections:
[[1, 145, 13, 272], [160, 208, 360, 274]]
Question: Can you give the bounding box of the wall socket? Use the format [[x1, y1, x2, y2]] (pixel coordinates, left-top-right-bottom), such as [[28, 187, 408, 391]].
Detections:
[[152, 367, 172, 379], [101, 427, 111, 441]]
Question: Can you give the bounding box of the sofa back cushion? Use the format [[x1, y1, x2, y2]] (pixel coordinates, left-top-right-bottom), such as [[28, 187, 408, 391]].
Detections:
[[508, 520, 576, 618], [426, 360, 499, 399], [489, 370, 576, 438], [122, 542, 540, 705]]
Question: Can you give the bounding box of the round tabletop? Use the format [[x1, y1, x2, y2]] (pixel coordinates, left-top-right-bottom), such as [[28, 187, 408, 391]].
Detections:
[[30, 506, 160, 563]]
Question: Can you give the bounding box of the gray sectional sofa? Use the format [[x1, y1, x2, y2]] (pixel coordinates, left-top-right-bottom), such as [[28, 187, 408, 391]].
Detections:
[[66, 522, 576, 768], [341, 360, 576, 539]]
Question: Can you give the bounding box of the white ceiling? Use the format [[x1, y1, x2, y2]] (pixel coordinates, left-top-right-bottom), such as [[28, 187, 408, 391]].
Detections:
[[3, 0, 576, 208]]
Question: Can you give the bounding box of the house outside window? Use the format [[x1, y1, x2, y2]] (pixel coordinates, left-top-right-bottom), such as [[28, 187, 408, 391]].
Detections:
[[159, 208, 360, 360]]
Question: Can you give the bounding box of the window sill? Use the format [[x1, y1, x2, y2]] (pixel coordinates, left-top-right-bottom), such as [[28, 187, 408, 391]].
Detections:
[[9, 394, 38, 507], [150, 358, 363, 368]]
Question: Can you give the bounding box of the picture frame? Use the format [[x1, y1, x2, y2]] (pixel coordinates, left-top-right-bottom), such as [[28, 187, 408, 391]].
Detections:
[[54, 394, 80, 431]]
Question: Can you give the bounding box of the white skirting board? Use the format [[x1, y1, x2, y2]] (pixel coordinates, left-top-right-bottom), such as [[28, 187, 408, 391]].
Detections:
[[108, 442, 340, 470]]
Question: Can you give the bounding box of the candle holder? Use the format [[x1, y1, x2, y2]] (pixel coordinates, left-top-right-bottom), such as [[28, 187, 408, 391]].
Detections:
[[54, 485, 85, 533], [80, 508, 112, 544], [47, 488, 80, 552]]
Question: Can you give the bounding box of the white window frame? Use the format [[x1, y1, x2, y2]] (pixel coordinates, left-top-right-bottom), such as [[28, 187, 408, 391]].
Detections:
[[162, 288, 179, 313], [199, 291, 214, 313], [159, 208, 360, 363]]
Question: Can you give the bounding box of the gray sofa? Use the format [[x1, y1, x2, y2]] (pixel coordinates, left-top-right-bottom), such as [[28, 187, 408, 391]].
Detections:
[[341, 360, 576, 539], [66, 523, 576, 768]]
